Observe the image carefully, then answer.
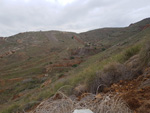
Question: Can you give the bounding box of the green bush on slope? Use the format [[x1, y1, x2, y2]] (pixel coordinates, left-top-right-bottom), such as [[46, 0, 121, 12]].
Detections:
[[87, 39, 150, 94], [119, 44, 141, 63], [139, 39, 150, 68]]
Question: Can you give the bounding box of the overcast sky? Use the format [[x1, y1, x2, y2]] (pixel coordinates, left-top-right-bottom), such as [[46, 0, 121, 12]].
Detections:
[[0, 0, 150, 37]]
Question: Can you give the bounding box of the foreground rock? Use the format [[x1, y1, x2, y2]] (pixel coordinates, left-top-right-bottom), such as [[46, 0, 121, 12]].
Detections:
[[73, 109, 93, 113]]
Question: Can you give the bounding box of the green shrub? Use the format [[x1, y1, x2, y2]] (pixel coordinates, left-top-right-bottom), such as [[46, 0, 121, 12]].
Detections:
[[72, 64, 78, 67], [58, 74, 64, 78], [70, 56, 75, 59], [119, 44, 141, 63], [139, 39, 150, 68], [102, 48, 106, 51]]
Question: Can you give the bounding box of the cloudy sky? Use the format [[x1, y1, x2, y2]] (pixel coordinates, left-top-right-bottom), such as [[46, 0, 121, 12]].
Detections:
[[0, 0, 150, 37]]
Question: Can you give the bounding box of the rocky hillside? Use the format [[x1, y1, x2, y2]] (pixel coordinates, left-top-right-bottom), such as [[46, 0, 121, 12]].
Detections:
[[29, 61, 150, 113], [0, 18, 150, 113]]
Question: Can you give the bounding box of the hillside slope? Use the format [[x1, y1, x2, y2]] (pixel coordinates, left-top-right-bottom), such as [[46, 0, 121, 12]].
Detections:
[[80, 18, 150, 45], [0, 18, 150, 113]]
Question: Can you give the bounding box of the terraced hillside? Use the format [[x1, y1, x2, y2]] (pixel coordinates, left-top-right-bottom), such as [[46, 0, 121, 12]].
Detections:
[[0, 18, 150, 113]]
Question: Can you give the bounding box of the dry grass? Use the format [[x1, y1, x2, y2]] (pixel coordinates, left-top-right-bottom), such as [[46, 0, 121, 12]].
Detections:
[[91, 94, 133, 113], [29, 91, 73, 113], [28, 91, 133, 113]]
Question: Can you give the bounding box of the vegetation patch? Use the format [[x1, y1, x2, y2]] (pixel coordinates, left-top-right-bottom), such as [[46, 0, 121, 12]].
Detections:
[[119, 44, 141, 63], [1, 104, 19, 113], [72, 64, 78, 67], [139, 39, 150, 68], [87, 62, 131, 93]]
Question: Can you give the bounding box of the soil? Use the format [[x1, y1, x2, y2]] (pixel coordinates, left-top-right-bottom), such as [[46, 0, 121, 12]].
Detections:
[[108, 67, 150, 113]]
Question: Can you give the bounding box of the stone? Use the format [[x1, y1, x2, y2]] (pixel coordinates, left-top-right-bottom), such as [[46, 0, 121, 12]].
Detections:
[[73, 109, 93, 113]]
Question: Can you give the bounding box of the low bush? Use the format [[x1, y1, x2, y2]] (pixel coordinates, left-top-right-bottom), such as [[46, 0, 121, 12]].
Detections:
[[124, 55, 141, 77], [88, 62, 131, 93], [58, 74, 64, 78], [50, 62, 53, 64], [72, 64, 78, 67], [102, 48, 106, 51], [139, 39, 150, 68], [70, 56, 75, 59], [124, 39, 150, 76]]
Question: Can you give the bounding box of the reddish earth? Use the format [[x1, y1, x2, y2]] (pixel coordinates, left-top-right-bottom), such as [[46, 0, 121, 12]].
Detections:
[[73, 36, 84, 45], [45, 59, 83, 72], [8, 77, 24, 84], [142, 24, 150, 30], [108, 67, 150, 113], [0, 89, 4, 93], [0, 50, 16, 58], [12, 93, 24, 100], [52, 60, 82, 67], [41, 79, 52, 88], [17, 39, 23, 44], [0, 79, 5, 86], [0, 77, 23, 87], [32, 74, 46, 79]]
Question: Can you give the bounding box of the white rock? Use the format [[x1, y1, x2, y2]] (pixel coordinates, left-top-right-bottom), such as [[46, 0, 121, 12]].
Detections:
[[73, 109, 94, 113]]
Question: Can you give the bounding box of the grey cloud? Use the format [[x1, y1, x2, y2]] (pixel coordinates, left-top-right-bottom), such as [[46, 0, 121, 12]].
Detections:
[[0, 0, 150, 37]]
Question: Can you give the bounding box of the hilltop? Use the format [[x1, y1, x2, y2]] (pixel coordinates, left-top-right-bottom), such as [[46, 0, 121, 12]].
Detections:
[[0, 18, 150, 113]]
